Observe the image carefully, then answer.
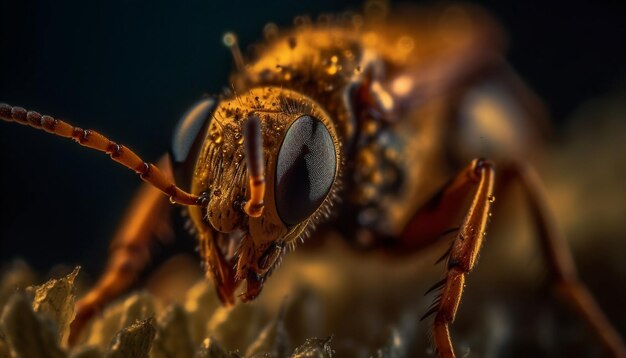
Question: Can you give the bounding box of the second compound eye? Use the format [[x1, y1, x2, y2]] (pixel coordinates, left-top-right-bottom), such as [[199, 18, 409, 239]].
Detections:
[[171, 97, 217, 164], [275, 115, 336, 226]]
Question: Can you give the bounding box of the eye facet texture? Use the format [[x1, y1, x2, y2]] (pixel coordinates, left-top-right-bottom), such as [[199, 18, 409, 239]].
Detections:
[[275, 116, 336, 226]]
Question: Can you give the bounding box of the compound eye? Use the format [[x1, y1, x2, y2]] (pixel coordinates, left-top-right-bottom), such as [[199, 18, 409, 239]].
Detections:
[[275, 115, 336, 226], [171, 97, 217, 164]]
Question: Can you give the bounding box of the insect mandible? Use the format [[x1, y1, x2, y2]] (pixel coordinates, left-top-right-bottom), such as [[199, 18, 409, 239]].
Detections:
[[1, 3, 624, 357]]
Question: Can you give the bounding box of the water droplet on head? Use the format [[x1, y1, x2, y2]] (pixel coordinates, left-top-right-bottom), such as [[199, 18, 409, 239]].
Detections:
[[263, 23, 279, 41], [488, 195, 495, 203], [352, 14, 364, 29], [234, 132, 243, 145], [365, 0, 389, 19], [169, 196, 176, 204], [210, 128, 223, 144], [317, 14, 330, 25], [294, 16, 305, 28]]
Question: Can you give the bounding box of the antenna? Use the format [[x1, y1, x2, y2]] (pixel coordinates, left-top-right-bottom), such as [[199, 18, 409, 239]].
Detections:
[[242, 115, 265, 217], [0, 103, 208, 207], [223, 32, 245, 71]]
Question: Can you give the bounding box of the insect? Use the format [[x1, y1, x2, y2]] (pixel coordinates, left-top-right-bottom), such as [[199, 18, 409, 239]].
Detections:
[[1, 2, 624, 357]]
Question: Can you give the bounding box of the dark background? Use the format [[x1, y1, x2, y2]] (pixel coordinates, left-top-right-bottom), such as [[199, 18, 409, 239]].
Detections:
[[1, 0, 625, 275]]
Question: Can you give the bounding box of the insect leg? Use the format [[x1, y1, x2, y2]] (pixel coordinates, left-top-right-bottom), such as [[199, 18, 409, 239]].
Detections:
[[69, 156, 174, 345], [385, 158, 495, 357], [496, 162, 626, 357], [419, 158, 495, 358], [394, 159, 493, 252], [400, 159, 625, 357], [0, 104, 207, 207]]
